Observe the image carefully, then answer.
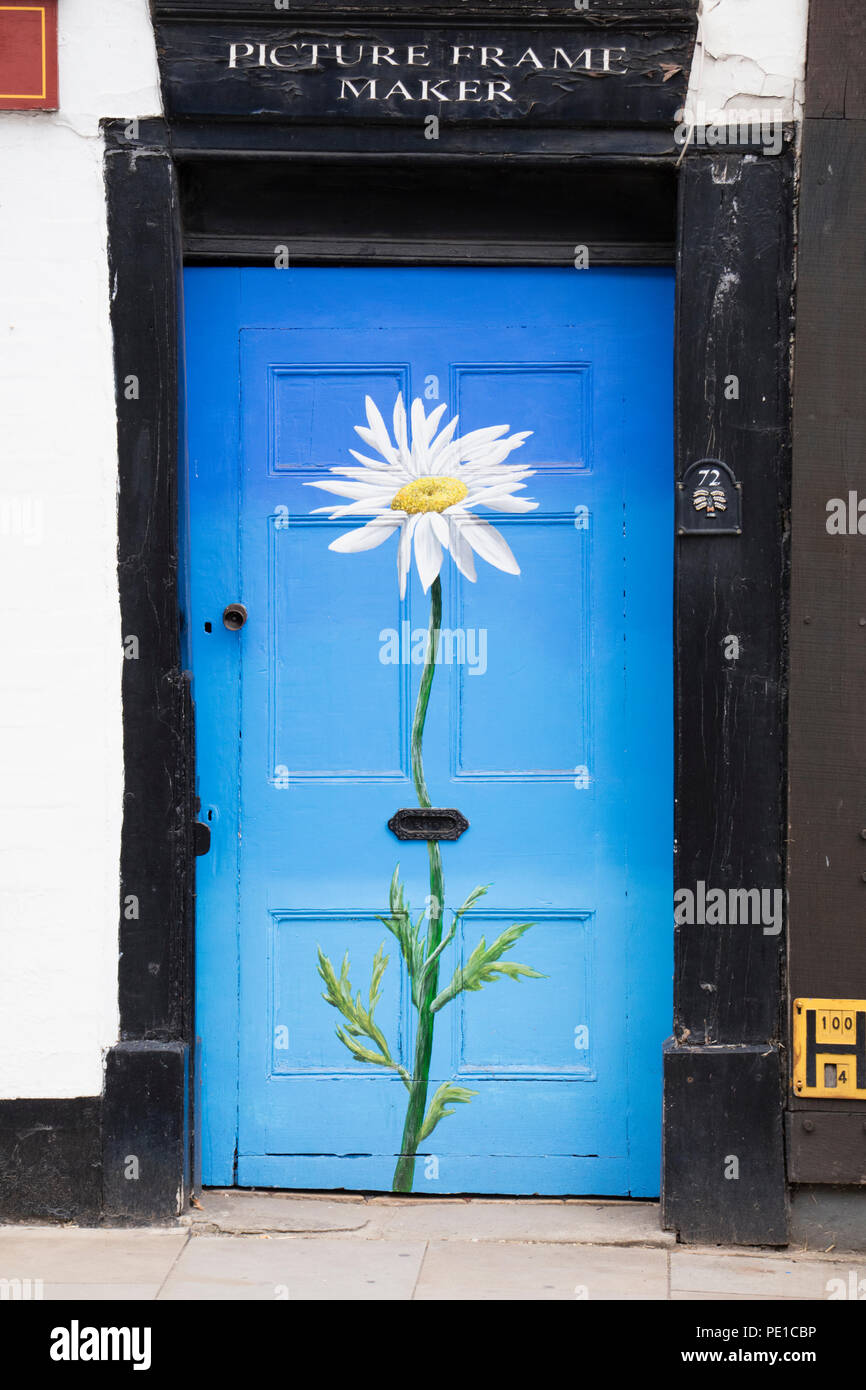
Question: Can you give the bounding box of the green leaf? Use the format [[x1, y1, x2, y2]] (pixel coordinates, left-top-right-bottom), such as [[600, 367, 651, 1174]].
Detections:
[[377, 865, 425, 989], [430, 921, 546, 1014], [417, 1082, 478, 1143], [416, 923, 456, 997], [317, 944, 410, 1088], [453, 883, 491, 919]]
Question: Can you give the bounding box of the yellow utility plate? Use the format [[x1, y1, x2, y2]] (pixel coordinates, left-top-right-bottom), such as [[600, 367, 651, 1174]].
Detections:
[[793, 998, 866, 1099]]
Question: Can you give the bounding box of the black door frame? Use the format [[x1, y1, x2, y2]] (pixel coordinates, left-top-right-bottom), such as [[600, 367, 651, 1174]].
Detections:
[[96, 114, 794, 1240]]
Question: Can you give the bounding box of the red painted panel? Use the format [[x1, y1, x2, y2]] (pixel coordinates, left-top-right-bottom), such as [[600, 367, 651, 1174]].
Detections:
[[0, 3, 58, 110]]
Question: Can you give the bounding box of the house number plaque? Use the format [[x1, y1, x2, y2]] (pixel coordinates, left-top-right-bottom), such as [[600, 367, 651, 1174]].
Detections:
[[677, 458, 742, 536]]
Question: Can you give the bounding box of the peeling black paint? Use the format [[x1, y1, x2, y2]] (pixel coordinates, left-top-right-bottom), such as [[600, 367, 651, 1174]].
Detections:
[[662, 147, 794, 1246]]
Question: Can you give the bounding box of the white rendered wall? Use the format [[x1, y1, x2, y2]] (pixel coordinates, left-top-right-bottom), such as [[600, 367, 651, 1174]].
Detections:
[[0, 0, 809, 1101], [0, 1, 161, 1098], [687, 0, 809, 122]]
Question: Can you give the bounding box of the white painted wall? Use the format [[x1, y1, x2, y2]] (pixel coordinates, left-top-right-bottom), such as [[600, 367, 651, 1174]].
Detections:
[[0, 0, 810, 1102], [687, 0, 809, 122], [0, 1, 160, 1099]]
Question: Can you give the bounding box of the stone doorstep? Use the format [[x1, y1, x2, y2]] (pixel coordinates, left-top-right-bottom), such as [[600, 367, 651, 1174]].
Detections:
[[186, 1191, 667, 1246]]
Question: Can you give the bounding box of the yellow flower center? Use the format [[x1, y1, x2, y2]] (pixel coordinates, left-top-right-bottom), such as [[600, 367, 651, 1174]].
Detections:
[[391, 475, 468, 515]]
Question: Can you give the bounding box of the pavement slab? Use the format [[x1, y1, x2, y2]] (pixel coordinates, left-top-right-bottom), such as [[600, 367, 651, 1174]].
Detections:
[[0, 1228, 187, 1290], [413, 1240, 669, 1300], [670, 1250, 863, 1300], [158, 1235, 426, 1301]]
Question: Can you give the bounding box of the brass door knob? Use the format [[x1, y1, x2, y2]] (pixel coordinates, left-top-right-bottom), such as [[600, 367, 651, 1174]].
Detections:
[[222, 603, 248, 630]]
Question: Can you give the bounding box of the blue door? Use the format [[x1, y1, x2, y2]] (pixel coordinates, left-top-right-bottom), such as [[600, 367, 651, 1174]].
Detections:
[[184, 267, 672, 1196]]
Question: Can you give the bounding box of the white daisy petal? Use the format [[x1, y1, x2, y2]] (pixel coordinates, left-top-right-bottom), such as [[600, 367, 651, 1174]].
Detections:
[[397, 514, 420, 599], [410, 397, 428, 443], [329, 517, 401, 553], [460, 516, 521, 575], [473, 495, 539, 514], [452, 424, 510, 457], [311, 494, 397, 517], [428, 512, 451, 549], [393, 393, 409, 458], [465, 435, 531, 469], [354, 423, 398, 464], [348, 448, 401, 472], [464, 481, 529, 501], [410, 398, 429, 475], [332, 465, 406, 483], [424, 402, 448, 444], [414, 513, 444, 592], [455, 423, 510, 447], [365, 395, 395, 450], [427, 415, 460, 470], [448, 515, 477, 583], [355, 396, 401, 465], [305, 478, 393, 501], [463, 482, 538, 511]]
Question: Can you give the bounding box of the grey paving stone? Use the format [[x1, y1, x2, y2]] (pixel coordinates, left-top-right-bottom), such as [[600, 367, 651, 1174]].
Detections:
[[0, 1228, 187, 1285], [413, 1240, 669, 1300], [159, 1234, 426, 1301], [671, 1250, 861, 1300]]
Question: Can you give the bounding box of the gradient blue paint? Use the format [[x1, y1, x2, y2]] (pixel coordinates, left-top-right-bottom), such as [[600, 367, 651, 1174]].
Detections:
[[184, 267, 673, 1195]]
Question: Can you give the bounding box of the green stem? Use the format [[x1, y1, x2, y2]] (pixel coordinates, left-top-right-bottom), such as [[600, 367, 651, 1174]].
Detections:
[[393, 576, 443, 1193]]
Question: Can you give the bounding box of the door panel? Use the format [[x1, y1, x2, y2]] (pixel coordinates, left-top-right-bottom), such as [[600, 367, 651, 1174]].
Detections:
[[185, 266, 673, 1195]]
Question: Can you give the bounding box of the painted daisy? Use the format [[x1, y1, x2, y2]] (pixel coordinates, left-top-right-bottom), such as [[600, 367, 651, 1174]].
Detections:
[[306, 393, 537, 597]]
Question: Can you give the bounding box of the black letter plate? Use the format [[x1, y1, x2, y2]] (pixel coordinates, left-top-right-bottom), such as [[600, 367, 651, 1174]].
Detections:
[[388, 808, 469, 841]]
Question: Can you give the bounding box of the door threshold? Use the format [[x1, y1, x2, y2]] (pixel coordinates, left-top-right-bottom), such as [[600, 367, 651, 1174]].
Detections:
[[188, 1189, 671, 1247]]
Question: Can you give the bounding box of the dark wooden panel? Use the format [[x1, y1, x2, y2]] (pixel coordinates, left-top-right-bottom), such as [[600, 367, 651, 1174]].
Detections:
[[673, 152, 793, 1046], [153, 20, 694, 128], [168, 121, 681, 157], [787, 1111, 866, 1184], [105, 121, 195, 1042], [787, 120, 866, 1011], [103, 1043, 190, 1224], [805, 0, 866, 120], [790, 1185, 866, 1250], [663, 1042, 788, 1245], [179, 156, 677, 261], [184, 235, 673, 263]]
